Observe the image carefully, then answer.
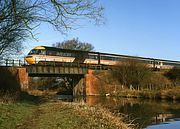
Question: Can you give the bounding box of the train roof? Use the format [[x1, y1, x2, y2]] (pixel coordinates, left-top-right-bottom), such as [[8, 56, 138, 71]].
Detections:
[[33, 46, 180, 64]]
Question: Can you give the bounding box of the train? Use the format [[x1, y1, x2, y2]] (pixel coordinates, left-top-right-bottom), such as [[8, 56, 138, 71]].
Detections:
[[25, 46, 180, 69]]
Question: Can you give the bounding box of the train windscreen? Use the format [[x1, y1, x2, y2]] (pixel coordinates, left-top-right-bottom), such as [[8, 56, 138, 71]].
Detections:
[[28, 49, 46, 55]]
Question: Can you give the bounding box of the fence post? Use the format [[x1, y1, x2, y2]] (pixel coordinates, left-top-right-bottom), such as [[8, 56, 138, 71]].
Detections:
[[19, 60, 21, 66], [6, 59, 8, 66], [53, 59, 55, 66], [12, 59, 14, 66], [44, 58, 46, 66]]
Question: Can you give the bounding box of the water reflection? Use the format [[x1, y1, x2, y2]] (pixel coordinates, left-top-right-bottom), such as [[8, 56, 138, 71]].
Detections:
[[57, 95, 180, 128], [79, 96, 180, 128], [146, 121, 180, 129]]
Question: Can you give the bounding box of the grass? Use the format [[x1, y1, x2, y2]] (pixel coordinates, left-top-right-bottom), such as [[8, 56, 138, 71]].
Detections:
[[30, 103, 117, 129], [0, 100, 132, 129], [0, 102, 36, 129]]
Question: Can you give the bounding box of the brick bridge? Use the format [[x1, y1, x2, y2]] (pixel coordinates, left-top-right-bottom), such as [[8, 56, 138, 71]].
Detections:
[[1, 59, 179, 96], [26, 64, 108, 96], [0, 61, 112, 96]]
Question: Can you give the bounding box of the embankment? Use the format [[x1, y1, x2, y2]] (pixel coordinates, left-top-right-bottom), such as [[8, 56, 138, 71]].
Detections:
[[88, 69, 180, 100], [0, 101, 132, 129], [114, 87, 180, 100]]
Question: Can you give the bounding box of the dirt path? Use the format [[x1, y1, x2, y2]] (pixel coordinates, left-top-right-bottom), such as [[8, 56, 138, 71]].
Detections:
[[16, 107, 44, 129]]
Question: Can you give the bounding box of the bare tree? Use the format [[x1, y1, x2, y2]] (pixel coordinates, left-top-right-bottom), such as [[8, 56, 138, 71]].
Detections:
[[37, 0, 104, 33], [112, 59, 151, 89], [0, 0, 103, 57], [53, 38, 94, 51], [0, 0, 35, 57]]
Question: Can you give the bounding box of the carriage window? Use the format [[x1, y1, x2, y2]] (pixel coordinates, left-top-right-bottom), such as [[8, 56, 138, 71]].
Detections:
[[101, 56, 114, 60], [88, 55, 97, 59], [28, 49, 46, 55], [41, 50, 46, 55], [56, 52, 62, 56], [115, 57, 123, 61], [64, 53, 72, 57], [46, 50, 56, 55], [56, 52, 75, 57]]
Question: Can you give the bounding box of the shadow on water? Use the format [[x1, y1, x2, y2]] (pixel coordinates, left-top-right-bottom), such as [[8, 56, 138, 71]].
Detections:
[[57, 95, 180, 129]]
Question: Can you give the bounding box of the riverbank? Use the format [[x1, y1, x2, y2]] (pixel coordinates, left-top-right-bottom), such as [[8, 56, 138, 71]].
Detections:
[[0, 98, 132, 129], [114, 87, 180, 100]]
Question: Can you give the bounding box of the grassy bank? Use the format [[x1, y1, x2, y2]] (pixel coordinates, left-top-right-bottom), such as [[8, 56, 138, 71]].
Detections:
[[114, 87, 180, 100], [0, 100, 132, 129], [0, 102, 36, 129]]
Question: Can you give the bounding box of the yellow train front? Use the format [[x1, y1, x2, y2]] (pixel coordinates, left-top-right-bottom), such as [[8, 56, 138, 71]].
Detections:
[[25, 46, 77, 65]]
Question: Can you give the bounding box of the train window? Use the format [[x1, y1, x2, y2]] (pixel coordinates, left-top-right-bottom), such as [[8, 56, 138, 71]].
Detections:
[[56, 52, 61, 56], [112, 57, 118, 61], [46, 50, 56, 56], [88, 55, 97, 59], [41, 50, 46, 55], [28, 49, 46, 55], [56, 52, 64, 56], [115, 57, 123, 61], [144, 60, 151, 64], [101, 56, 114, 60], [65, 53, 72, 57], [55, 51, 75, 57]]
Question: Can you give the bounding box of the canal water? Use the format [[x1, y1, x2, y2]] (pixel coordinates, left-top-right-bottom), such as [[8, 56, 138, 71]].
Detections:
[[58, 95, 180, 129]]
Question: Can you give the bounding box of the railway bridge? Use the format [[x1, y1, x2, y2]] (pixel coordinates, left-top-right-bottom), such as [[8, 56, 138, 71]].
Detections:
[[0, 59, 113, 96], [1, 58, 180, 96]]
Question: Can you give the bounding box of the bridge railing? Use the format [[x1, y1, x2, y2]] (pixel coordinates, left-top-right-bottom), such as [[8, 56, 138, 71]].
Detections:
[[0, 59, 27, 67], [34, 61, 112, 70], [0, 58, 113, 70]]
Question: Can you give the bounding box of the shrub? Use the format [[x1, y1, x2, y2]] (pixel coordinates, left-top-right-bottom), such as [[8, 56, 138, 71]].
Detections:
[[112, 59, 151, 90]]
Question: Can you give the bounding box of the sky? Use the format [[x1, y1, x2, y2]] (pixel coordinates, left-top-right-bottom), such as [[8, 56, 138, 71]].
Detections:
[[24, 0, 180, 61]]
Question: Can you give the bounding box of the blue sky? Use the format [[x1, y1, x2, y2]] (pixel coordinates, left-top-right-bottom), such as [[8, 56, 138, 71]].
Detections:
[[25, 0, 180, 61]]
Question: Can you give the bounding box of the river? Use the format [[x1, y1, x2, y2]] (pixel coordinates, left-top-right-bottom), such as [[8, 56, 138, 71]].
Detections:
[[58, 95, 180, 129]]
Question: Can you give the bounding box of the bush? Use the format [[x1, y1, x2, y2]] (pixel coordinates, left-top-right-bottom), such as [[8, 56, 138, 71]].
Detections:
[[165, 67, 180, 86], [111, 59, 173, 90], [112, 59, 151, 90]]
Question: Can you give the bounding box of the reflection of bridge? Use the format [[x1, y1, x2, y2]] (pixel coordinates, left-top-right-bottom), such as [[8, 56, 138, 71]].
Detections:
[[153, 113, 174, 124], [0, 59, 112, 96]]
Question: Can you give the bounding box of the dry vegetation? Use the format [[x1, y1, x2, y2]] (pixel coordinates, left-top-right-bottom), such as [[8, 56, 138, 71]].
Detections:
[[0, 67, 132, 129], [93, 59, 180, 99], [0, 100, 133, 129]]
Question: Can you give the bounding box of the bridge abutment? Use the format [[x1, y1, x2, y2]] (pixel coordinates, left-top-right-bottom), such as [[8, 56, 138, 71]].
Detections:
[[72, 70, 105, 96], [85, 70, 106, 96], [0, 67, 29, 92], [17, 68, 29, 91]]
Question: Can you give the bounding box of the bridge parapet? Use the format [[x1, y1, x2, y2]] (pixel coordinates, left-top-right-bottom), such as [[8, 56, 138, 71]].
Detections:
[[0, 59, 26, 66], [26, 65, 88, 76]]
